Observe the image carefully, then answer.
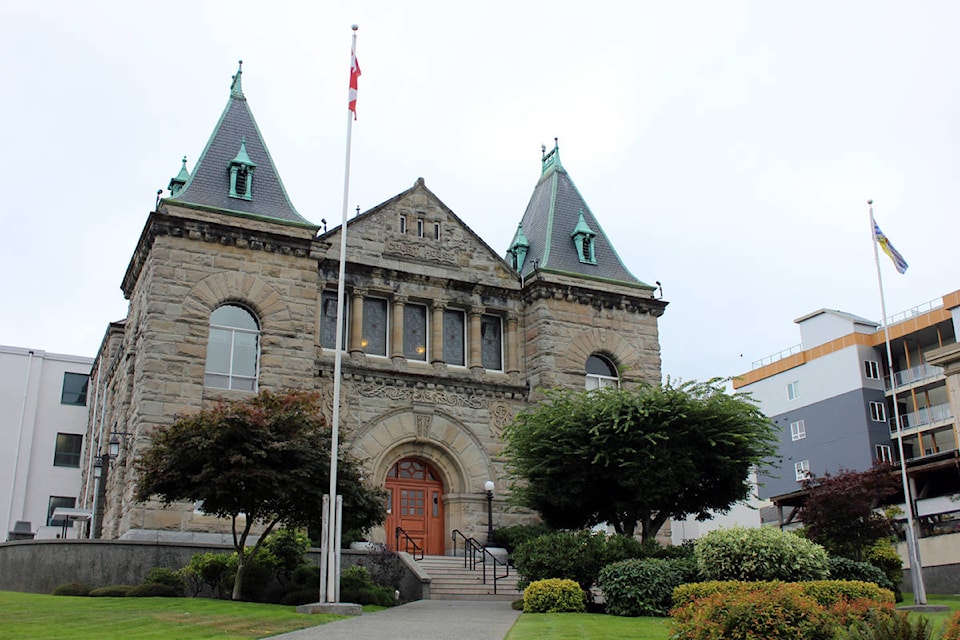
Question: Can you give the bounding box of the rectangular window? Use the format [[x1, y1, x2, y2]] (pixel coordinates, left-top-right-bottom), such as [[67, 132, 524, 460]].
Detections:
[[786, 381, 799, 401], [864, 360, 880, 380], [870, 401, 886, 422], [790, 420, 806, 442], [417, 218, 424, 238], [480, 314, 503, 370], [403, 303, 428, 361], [434, 222, 441, 240], [442, 309, 466, 366], [61, 372, 89, 406], [47, 496, 76, 527], [362, 297, 389, 357], [53, 433, 83, 468], [876, 444, 893, 463], [320, 291, 347, 350], [399, 215, 407, 234], [795, 460, 810, 481]]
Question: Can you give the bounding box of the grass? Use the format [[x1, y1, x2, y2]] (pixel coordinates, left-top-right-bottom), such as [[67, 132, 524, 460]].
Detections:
[[504, 594, 960, 640], [0, 590, 349, 639]]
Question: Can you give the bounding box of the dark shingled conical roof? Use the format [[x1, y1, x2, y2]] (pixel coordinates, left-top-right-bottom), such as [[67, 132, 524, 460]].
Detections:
[[512, 142, 646, 286], [167, 63, 313, 227]]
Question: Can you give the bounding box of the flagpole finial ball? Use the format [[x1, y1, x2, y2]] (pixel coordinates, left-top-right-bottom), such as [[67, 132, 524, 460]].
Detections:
[[352, 24, 359, 31], [867, 199, 873, 205]]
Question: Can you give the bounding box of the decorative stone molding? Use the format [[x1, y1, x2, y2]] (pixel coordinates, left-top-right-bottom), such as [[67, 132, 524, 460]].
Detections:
[[358, 382, 484, 409]]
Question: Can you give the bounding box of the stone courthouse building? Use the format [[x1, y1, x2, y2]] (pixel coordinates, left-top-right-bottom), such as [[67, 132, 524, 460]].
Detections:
[[80, 66, 666, 554]]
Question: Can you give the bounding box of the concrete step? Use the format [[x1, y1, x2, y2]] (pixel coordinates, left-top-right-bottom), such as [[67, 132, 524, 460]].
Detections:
[[417, 555, 522, 601]]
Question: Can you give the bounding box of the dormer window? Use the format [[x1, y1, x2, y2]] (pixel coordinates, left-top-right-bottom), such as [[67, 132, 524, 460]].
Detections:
[[228, 137, 257, 201], [507, 224, 530, 272], [570, 210, 597, 265]]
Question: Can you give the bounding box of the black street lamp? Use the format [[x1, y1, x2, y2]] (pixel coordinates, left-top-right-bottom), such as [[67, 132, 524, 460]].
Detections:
[[484, 480, 495, 547]]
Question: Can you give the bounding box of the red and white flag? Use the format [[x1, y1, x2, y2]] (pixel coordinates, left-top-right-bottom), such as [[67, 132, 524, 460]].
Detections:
[[348, 51, 361, 118]]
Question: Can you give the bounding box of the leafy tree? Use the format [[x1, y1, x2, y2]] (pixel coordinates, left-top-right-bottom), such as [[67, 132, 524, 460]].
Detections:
[[135, 390, 385, 600], [502, 380, 777, 540], [799, 465, 902, 562]]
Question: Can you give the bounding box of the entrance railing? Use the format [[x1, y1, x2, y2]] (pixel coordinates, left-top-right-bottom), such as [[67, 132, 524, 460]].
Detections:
[[450, 529, 511, 594], [394, 526, 424, 560]]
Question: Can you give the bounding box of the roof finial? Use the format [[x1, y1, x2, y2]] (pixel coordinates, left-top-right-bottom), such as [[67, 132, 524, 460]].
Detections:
[[230, 59, 245, 98], [541, 137, 562, 175]]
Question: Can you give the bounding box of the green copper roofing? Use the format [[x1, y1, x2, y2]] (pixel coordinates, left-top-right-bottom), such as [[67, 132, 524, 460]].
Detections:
[[167, 156, 190, 196], [230, 60, 244, 99], [230, 138, 257, 167], [541, 138, 563, 177], [507, 223, 530, 271], [509, 223, 529, 249], [570, 209, 595, 238]]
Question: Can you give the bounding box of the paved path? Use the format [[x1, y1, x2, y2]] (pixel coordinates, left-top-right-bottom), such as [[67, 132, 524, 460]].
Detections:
[[267, 599, 521, 640]]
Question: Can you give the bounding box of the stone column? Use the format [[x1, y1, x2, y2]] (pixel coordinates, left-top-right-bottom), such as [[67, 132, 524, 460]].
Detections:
[[505, 314, 519, 375], [349, 287, 365, 355], [468, 307, 484, 373], [391, 295, 407, 361], [431, 301, 446, 365]]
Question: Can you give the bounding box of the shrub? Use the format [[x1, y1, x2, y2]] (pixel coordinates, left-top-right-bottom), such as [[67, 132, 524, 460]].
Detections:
[[671, 583, 834, 640], [355, 547, 404, 590], [144, 567, 186, 595], [52, 582, 91, 596], [673, 580, 893, 610], [523, 578, 585, 613], [89, 585, 134, 597], [830, 556, 895, 591], [280, 589, 319, 606], [835, 609, 931, 640], [942, 610, 960, 640], [262, 527, 310, 585], [492, 523, 555, 554], [511, 598, 524, 611], [182, 552, 233, 598], [290, 564, 320, 590], [339, 564, 396, 607], [864, 540, 903, 602], [512, 530, 606, 593], [598, 558, 685, 617], [695, 526, 830, 582], [601, 534, 646, 564], [227, 552, 277, 602], [127, 582, 182, 597]]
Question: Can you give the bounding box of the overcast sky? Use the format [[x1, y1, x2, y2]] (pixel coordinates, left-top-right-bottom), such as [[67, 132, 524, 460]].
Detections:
[[2, 1, 958, 383]]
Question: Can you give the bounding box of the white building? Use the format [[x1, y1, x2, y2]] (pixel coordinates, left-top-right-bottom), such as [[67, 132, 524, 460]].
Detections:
[[1, 346, 93, 540]]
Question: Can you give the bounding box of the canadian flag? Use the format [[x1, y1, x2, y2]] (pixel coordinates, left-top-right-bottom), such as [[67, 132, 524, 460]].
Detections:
[[348, 51, 361, 119]]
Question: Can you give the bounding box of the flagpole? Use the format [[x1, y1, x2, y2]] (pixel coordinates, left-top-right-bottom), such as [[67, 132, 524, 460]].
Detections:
[[325, 23, 359, 604], [868, 199, 926, 605]]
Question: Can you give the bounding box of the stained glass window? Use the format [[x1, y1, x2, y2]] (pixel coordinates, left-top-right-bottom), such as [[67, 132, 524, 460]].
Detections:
[[403, 304, 428, 361]]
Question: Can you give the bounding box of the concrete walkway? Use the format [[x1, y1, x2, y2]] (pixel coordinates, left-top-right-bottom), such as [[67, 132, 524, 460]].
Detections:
[[267, 599, 522, 640]]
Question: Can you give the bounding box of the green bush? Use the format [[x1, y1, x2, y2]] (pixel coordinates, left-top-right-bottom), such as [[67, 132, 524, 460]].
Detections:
[[942, 610, 960, 640], [523, 578, 585, 613], [182, 552, 233, 598], [492, 523, 555, 553], [127, 582, 182, 597], [262, 527, 310, 585], [88, 585, 134, 597], [227, 552, 276, 602], [355, 547, 404, 590], [290, 564, 320, 590], [671, 582, 834, 640], [339, 564, 396, 606], [280, 589, 320, 606], [864, 540, 903, 602], [695, 526, 830, 582], [598, 558, 685, 617], [830, 556, 894, 590], [513, 530, 606, 592], [601, 534, 646, 565], [52, 582, 91, 596], [144, 567, 186, 595], [835, 609, 931, 640], [673, 580, 893, 610]]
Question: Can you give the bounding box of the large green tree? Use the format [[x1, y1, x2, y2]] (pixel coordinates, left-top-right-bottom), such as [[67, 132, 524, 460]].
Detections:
[[502, 380, 778, 541], [135, 390, 385, 600]]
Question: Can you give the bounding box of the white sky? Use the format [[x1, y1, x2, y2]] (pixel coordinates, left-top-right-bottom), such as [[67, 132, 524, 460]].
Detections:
[[2, 1, 958, 383]]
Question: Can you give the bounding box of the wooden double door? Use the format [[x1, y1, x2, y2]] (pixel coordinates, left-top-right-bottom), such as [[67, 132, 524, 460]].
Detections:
[[385, 459, 445, 556]]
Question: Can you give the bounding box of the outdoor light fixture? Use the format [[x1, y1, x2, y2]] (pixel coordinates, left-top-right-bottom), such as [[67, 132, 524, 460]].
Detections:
[[93, 457, 104, 479], [108, 427, 133, 460], [484, 480, 495, 547]]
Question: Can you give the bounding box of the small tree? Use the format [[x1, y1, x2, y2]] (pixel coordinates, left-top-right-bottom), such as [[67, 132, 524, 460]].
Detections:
[[502, 379, 777, 540], [800, 465, 901, 562], [135, 390, 385, 600]]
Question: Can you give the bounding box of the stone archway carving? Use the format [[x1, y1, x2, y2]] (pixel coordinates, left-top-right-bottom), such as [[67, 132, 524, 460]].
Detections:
[[561, 327, 641, 376], [182, 271, 291, 328]]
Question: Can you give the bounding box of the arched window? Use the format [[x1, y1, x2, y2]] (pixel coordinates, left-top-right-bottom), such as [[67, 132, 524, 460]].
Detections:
[[204, 304, 260, 391], [585, 354, 619, 390]]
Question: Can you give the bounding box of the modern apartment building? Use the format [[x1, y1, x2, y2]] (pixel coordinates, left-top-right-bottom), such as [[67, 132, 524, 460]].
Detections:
[[0, 346, 93, 540]]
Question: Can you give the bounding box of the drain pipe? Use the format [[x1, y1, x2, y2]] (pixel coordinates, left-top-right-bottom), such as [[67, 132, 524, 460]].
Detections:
[[6, 350, 35, 532]]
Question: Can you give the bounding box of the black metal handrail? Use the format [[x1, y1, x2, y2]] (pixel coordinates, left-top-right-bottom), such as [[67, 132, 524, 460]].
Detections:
[[450, 529, 510, 594], [394, 526, 424, 560], [479, 545, 510, 595]]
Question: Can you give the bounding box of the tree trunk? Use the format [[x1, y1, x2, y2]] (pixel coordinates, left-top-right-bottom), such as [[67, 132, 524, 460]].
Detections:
[[232, 553, 247, 601]]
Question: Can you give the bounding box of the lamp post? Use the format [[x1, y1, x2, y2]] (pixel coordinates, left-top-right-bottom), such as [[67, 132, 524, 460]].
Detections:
[[91, 453, 111, 539], [484, 480, 495, 547]]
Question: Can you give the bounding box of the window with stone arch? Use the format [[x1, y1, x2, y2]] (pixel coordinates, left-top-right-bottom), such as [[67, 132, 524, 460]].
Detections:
[[204, 303, 260, 391], [585, 353, 619, 390]]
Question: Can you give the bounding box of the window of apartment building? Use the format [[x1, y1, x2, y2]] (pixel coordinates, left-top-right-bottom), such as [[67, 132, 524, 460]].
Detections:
[[795, 459, 811, 481], [320, 291, 347, 350], [585, 354, 619, 390], [786, 380, 799, 401], [869, 401, 886, 422], [204, 304, 260, 391], [53, 433, 83, 468], [399, 215, 407, 234], [362, 297, 389, 356], [403, 303, 428, 361], [47, 496, 76, 527], [417, 218, 424, 238], [434, 222, 441, 240], [60, 372, 89, 406], [480, 314, 503, 370], [790, 420, 806, 441], [442, 309, 466, 366], [864, 360, 880, 380], [876, 444, 893, 463]]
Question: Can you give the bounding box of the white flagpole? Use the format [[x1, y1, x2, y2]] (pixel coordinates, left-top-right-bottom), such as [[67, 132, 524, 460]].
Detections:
[[325, 24, 359, 604], [868, 199, 926, 605]]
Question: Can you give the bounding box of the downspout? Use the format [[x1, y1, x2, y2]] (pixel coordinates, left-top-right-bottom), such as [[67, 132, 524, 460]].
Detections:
[[6, 350, 34, 532]]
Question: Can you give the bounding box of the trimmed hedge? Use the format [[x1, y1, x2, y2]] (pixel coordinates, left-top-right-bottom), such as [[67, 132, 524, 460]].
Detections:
[[523, 578, 585, 613], [52, 582, 91, 596], [127, 582, 182, 597], [673, 580, 894, 609], [829, 556, 894, 591], [89, 585, 134, 597], [695, 526, 830, 582], [597, 558, 686, 617]]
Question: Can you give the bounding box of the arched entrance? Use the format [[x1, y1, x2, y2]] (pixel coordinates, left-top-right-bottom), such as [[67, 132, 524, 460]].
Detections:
[[385, 458, 445, 555]]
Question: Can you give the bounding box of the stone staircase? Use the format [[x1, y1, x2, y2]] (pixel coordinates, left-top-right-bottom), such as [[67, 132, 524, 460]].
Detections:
[[417, 554, 522, 601]]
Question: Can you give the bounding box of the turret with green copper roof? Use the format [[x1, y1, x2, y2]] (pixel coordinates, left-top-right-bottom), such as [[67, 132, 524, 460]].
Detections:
[[508, 140, 648, 287], [164, 61, 314, 228]]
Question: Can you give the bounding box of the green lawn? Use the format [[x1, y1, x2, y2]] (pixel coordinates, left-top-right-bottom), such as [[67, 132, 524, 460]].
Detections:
[[0, 591, 348, 640], [505, 595, 960, 640]]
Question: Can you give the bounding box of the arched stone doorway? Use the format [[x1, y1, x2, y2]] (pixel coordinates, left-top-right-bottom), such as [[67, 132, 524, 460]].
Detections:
[[385, 459, 445, 555]]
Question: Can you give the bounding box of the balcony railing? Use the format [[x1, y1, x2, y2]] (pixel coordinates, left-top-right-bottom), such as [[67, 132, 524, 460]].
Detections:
[[883, 297, 942, 326], [752, 344, 802, 369], [889, 403, 954, 433], [886, 363, 944, 390]]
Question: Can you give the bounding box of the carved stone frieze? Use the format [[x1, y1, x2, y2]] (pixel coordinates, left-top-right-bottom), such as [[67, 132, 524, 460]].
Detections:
[[357, 382, 484, 409]]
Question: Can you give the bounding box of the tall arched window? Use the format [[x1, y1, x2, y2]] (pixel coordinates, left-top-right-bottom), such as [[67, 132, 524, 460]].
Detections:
[[585, 354, 619, 390], [204, 304, 260, 391]]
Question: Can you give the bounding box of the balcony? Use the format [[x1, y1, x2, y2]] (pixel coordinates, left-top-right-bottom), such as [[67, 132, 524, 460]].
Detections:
[[889, 403, 954, 433], [885, 362, 944, 391]]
